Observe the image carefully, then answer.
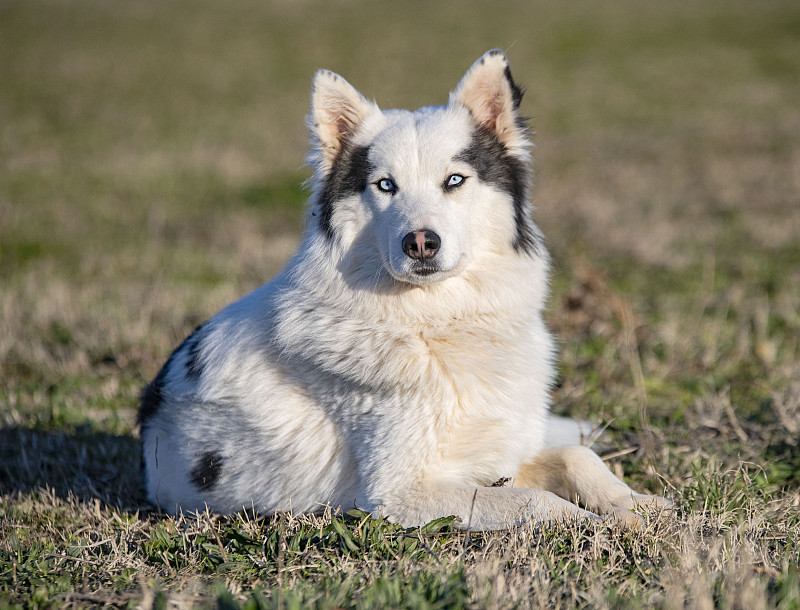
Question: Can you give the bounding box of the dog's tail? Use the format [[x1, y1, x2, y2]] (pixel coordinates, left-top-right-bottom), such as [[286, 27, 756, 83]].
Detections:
[[544, 415, 593, 448]]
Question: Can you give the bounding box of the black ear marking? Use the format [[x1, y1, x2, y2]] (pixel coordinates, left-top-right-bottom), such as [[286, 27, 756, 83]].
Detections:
[[503, 65, 524, 110], [483, 49, 504, 63]]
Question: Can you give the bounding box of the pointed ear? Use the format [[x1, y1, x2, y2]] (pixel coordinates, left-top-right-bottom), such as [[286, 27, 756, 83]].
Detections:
[[308, 70, 378, 170], [450, 50, 526, 147]]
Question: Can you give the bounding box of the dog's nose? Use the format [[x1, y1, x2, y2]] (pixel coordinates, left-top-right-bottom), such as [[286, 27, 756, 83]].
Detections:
[[402, 229, 440, 261]]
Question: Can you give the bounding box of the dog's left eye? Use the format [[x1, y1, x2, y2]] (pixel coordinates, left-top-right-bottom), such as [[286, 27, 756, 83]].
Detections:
[[376, 178, 397, 194], [444, 174, 466, 190]]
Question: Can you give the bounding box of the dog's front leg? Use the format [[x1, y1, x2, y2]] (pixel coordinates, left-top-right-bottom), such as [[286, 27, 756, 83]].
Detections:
[[376, 485, 597, 532], [513, 446, 671, 525]]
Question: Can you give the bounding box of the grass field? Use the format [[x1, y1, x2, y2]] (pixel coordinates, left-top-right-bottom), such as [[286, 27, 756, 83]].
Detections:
[[2, 0, 800, 607]]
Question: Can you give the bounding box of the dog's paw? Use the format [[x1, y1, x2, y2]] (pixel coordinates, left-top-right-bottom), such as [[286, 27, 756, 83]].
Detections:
[[629, 492, 674, 512], [603, 495, 673, 529], [605, 492, 673, 528], [603, 507, 644, 529]]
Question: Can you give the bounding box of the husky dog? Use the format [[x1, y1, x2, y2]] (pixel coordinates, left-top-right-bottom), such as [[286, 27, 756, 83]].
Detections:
[[139, 50, 669, 530]]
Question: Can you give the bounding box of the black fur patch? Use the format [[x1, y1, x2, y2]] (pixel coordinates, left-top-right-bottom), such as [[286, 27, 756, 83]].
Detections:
[[137, 324, 205, 427], [456, 127, 538, 254], [138, 367, 167, 427], [318, 144, 372, 238], [185, 332, 204, 381], [190, 450, 224, 491], [504, 65, 524, 111]]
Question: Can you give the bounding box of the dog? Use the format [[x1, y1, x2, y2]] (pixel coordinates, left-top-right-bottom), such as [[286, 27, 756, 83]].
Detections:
[[138, 50, 669, 531]]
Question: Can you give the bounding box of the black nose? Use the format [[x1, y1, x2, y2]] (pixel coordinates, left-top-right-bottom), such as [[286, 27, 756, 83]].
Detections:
[[402, 229, 440, 261]]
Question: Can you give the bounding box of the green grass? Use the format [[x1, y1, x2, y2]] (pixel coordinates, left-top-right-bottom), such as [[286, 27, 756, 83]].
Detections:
[[2, 0, 800, 607]]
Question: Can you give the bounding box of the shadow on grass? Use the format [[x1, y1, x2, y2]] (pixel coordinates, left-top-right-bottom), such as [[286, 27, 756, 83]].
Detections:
[[0, 426, 147, 510]]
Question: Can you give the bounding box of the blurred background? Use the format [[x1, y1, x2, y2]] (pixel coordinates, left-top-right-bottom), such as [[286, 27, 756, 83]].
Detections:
[[2, 4, 800, 604], [1, 0, 799, 470]]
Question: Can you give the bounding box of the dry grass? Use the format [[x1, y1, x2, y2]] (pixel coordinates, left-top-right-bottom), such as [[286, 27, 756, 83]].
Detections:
[[2, 0, 800, 607], [2, 482, 797, 608]]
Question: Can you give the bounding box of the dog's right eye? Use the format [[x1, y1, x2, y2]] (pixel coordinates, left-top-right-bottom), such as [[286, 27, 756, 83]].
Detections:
[[376, 178, 397, 194]]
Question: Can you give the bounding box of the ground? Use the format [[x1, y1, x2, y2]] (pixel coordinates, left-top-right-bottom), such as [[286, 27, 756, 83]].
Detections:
[[1, 1, 799, 608]]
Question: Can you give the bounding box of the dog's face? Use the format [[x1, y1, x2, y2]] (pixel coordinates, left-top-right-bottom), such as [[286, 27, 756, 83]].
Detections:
[[307, 50, 537, 288]]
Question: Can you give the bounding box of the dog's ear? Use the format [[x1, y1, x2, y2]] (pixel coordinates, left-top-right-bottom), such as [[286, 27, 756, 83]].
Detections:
[[308, 70, 379, 171], [450, 50, 527, 149]]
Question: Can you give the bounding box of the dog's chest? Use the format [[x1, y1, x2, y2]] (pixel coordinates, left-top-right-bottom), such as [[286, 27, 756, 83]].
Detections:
[[416, 320, 547, 476], [417, 317, 525, 371], [413, 320, 532, 415]]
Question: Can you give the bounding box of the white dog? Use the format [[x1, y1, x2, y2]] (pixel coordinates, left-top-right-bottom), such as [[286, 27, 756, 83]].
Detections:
[[139, 50, 669, 530]]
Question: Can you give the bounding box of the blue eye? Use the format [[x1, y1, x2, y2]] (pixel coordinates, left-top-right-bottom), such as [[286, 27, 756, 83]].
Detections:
[[376, 178, 397, 194], [445, 174, 466, 190]]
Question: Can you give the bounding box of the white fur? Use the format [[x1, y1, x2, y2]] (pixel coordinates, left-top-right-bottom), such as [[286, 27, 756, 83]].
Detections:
[[140, 51, 669, 530]]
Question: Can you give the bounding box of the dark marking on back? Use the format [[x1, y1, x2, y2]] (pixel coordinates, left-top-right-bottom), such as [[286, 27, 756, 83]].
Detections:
[[190, 450, 224, 492], [185, 332, 204, 381], [319, 144, 373, 238], [137, 324, 205, 427], [138, 366, 167, 427], [456, 126, 538, 255]]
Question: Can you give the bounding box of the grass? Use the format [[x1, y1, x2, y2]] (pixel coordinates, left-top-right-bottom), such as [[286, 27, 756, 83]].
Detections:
[[2, 0, 800, 607]]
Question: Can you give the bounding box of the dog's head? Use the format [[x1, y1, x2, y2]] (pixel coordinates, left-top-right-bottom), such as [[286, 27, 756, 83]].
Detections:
[[306, 50, 538, 288]]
